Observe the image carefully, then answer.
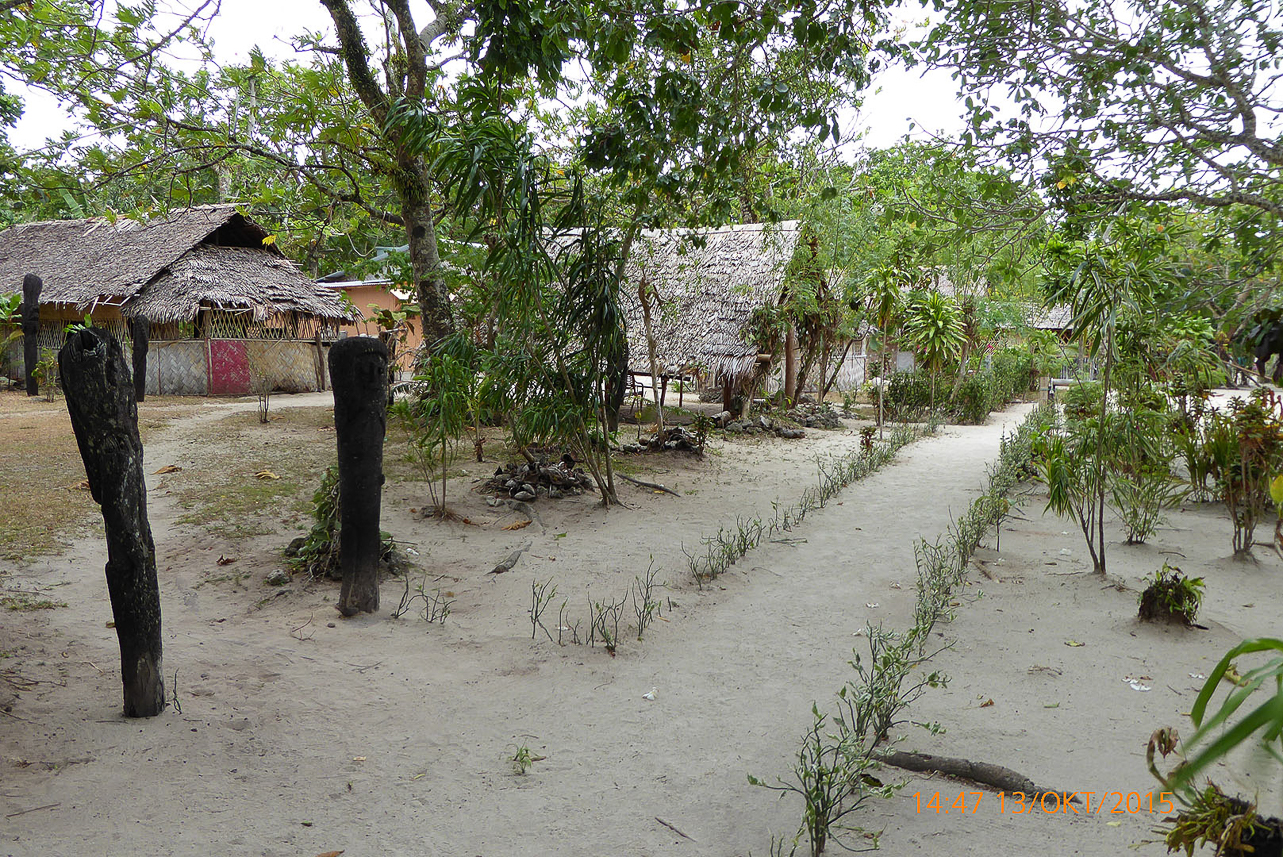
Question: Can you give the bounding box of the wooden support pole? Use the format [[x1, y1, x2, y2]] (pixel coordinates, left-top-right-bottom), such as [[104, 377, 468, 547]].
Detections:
[[129, 317, 149, 402], [784, 324, 798, 404], [59, 327, 164, 717], [328, 336, 388, 616], [21, 274, 41, 397], [314, 330, 327, 391]]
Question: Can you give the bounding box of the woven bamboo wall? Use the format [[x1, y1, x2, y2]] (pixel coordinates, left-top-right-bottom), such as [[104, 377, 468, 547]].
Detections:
[[2, 321, 328, 396]]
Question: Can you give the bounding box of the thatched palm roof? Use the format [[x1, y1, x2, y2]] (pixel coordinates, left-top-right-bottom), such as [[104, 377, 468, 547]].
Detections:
[[621, 221, 800, 376], [1027, 304, 1073, 330], [0, 205, 350, 322], [129, 245, 348, 323]]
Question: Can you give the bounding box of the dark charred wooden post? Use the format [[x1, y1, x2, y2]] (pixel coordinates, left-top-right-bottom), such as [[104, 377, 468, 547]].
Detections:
[[328, 336, 388, 616], [21, 274, 41, 397], [378, 329, 398, 407], [59, 327, 164, 717], [129, 317, 149, 402]]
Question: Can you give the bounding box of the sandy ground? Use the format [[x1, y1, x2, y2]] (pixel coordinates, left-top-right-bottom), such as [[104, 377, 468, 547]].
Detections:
[[1, 393, 1279, 856]]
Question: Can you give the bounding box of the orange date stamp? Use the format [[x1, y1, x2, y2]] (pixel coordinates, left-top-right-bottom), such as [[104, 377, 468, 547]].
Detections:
[[913, 790, 1176, 815]]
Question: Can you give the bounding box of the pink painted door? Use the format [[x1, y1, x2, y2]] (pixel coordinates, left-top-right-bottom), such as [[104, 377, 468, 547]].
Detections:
[[208, 340, 251, 396]]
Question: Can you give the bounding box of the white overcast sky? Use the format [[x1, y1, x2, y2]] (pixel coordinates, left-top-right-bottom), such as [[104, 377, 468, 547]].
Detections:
[[9, 0, 966, 155]]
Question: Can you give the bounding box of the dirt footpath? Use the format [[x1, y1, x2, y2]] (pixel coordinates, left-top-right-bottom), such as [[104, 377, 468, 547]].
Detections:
[[4, 398, 1265, 856]]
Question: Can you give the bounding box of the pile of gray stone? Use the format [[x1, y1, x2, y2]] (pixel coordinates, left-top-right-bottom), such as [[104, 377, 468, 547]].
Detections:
[[619, 424, 706, 454], [479, 456, 594, 501], [714, 412, 807, 439], [783, 403, 843, 429]]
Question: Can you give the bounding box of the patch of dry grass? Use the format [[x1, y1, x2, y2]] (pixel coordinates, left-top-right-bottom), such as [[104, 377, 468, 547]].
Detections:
[[0, 401, 99, 561], [167, 407, 340, 538], [0, 391, 202, 561]]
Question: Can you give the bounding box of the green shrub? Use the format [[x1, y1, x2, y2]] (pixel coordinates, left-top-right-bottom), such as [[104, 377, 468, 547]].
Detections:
[[1204, 392, 1283, 555], [1138, 563, 1204, 625], [944, 350, 1035, 425], [991, 347, 1034, 401], [884, 371, 932, 420], [1060, 380, 1104, 422], [950, 373, 994, 424]]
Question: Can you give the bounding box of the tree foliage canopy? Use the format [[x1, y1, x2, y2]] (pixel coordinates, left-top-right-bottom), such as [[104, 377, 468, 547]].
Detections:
[[919, 0, 1283, 223]]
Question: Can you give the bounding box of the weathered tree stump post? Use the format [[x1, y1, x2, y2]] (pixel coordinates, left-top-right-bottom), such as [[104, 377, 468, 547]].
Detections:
[[59, 327, 165, 717], [377, 328, 398, 407], [328, 337, 388, 616], [129, 317, 149, 402], [21, 274, 41, 397]]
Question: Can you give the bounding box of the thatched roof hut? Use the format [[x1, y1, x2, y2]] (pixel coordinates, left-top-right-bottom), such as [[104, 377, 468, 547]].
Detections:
[[1027, 303, 1073, 332], [0, 205, 351, 332], [620, 221, 801, 384]]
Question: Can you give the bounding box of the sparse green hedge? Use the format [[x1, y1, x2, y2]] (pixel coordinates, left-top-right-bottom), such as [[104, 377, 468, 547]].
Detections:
[[883, 348, 1036, 425]]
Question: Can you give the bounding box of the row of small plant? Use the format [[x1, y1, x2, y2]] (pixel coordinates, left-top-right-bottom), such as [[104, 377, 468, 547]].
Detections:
[[686, 421, 938, 585], [527, 563, 663, 655], [753, 405, 1050, 857]]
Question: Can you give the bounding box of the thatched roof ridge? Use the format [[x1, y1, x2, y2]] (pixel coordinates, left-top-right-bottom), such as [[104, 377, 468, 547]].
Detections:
[[0, 205, 351, 324], [0, 205, 269, 306], [620, 220, 800, 376], [126, 245, 352, 323], [1027, 303, 1073, 330]]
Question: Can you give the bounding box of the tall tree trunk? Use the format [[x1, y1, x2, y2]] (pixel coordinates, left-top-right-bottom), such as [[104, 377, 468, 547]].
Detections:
[[637, 278, 665, 436], [400, 158, 454, 353], [329, 337, 389, 616], [21, 273, 40, 397], [820, 339, 852, 401], [1093, 334, 1112, 574], [59, 328, 164, 717], [321, 0, 456, 356], [784, 325, 799, 404], [877, 338, 888, 439]]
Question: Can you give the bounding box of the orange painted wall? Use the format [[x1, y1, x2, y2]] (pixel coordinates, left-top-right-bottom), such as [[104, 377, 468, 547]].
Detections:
[[333, 283, 422, 369]]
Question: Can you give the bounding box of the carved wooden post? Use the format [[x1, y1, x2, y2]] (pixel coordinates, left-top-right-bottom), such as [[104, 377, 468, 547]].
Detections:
[[21, 274, 41, 397], [129, 317, 149, 402], [328, 336, 388, 616], [59, 327, 164, 717], [378, 328, 397, 407]]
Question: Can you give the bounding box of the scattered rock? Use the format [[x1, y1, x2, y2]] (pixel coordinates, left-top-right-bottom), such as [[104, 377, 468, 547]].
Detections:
[[777, 427, 806, 439], [784, 403, 842, 430], [621, 425, 707, 454], [479, 456, 593, 501], [265, 569, 291, 586]]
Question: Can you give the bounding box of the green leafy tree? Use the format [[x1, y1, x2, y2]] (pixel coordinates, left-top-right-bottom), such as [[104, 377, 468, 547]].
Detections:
[[1042, 219, 1170, 572], [918, 0, 1283, 221], [901, 290, 964, 414], [858, 265, 907, 435]]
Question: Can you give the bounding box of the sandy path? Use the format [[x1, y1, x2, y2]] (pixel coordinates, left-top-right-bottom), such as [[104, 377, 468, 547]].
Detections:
[[3, 403, 1041, 856]]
